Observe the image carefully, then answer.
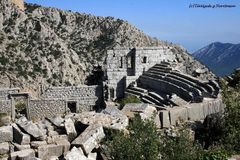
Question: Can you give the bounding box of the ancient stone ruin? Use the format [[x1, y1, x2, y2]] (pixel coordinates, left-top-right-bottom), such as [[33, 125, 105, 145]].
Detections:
[[105, 47, 224, 127], [0, 47, 225, 159]]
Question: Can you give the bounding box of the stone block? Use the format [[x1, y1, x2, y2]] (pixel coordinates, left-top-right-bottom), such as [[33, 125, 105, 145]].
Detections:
[[75, 112, 128, 131], [0, 142, 9, 155], [71, 125, 105, 155], [13, 143, 31, 151], [47, 116, 64, 127], [55, 139, 70, 156], [64, 118, 77, 142], [10, 149, 35, 160], [38, 144, 63, 160], [160, 110, 170, 128], [169, 107, 188, 125], [12, 123, 30, 145], [186, 103, 205, 121], [17, 117, 44, 140], [65, 147, 87, 160], [0, 126, 13, 143], [30, 141, 47, 149]]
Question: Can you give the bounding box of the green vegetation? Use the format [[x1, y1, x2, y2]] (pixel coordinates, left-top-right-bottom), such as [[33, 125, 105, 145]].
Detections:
[[118, 95, 141, 108], [220, 70, 240, 153], [103, 116, 161, 160], [15, 101, 26, 112]]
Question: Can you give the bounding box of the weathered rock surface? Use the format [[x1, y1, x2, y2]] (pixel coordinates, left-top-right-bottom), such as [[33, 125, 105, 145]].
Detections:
[[0, 0, 214, 95], [74, 112, 128, 131], [48, 116, 64, 128], [64, 118, 77, 142], [55, 139, 70, 156], [65, 147, 88, 160], [13, 143, 31, 151], [30, 141, 47, 149], [17, 117, 44, 140], [0, 0, 162, 93], [0, 142, 9, 155], [122, 103, 157, 120], [0, 126, 13, 143], [10, 149, 35, 160], [38, 144, 63, 160], [72, 125, 105, 155], [12, 123, 31, 145]]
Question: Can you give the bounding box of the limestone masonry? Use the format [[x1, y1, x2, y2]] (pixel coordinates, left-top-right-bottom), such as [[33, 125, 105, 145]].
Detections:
[[0, 47, 225, 159], [0, 47, 223, 125]]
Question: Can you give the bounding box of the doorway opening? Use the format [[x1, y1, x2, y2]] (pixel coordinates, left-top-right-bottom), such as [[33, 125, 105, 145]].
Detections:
[[67, 101, 77, 113]]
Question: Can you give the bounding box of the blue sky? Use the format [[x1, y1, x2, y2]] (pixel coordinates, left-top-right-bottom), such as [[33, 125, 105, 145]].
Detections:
[[25, 0, 240, 53]]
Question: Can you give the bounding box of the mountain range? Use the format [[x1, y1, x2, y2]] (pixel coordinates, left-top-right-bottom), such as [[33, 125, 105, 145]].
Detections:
[[193, 42, 240, 76]]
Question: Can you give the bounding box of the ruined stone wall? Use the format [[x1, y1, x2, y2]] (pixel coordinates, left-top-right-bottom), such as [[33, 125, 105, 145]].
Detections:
[[0, 88, 20, 100], [29, 100, 66, 121], [160, 98, 225, 128], [106, 47, 176, 100], [41, 85, 103, 108], [0, 100, 12, 115], [11, 0, 24, 10]]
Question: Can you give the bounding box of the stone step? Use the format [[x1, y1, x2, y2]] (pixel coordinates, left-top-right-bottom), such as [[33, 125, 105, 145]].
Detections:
[[142, 94, 164, 106], [155, 63, 169, 68], [171, 71, 216, 96], [143, 72, 203, 101], [148, 92, 170, 105], [152, 65, 172, 71], [128, 86, 148, 93], [140, 75, 194, 102], [167, 74, 208, 93], [160, 61, 171, 65], [125, 92, 140, 99], [148, 67, 171, 74], [141, 97, 155, 105], [209, 80, 220, 95], [148, 69, 208, 94], [125, 88, 145, 97], [148, 70, 166, 77]]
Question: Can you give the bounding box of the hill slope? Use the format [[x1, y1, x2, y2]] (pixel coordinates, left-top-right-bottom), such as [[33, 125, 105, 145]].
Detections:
[[0, 0, 214, 96], [193, 42, 240, 76]]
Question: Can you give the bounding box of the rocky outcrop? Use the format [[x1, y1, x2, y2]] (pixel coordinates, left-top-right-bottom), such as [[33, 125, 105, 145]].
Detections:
[[11, 0, 24, 10], [0, 0, 162, 95], [0, 0, 215, 96]]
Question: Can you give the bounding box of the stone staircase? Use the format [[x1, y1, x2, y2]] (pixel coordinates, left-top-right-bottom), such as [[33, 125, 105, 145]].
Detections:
[[125, 86, 174, 108], [139, 62, 219, 102], [125, 62, 220, 106]]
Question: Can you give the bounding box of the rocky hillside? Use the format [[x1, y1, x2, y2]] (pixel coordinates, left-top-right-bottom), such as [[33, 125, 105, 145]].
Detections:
[[193, 42, 240, 76], [0, 0, 214, 96]]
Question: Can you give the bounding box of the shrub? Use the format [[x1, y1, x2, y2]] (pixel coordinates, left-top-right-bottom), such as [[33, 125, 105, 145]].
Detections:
[[15, 101, 26, 112], [198, 148, 229, 160], [160, 126, 202, 160], [221, 78, 240, 152], [118, 95, 141, 108], [103, 115, 161, 160]]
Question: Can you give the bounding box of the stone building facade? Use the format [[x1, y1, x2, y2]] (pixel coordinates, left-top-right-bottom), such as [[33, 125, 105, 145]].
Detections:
[[106, 47, 177, 100], [0, 85, 103, 121]]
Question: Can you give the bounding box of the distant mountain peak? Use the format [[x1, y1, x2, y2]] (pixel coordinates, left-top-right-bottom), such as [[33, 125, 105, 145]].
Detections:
[[193, 42, 240, 76]]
